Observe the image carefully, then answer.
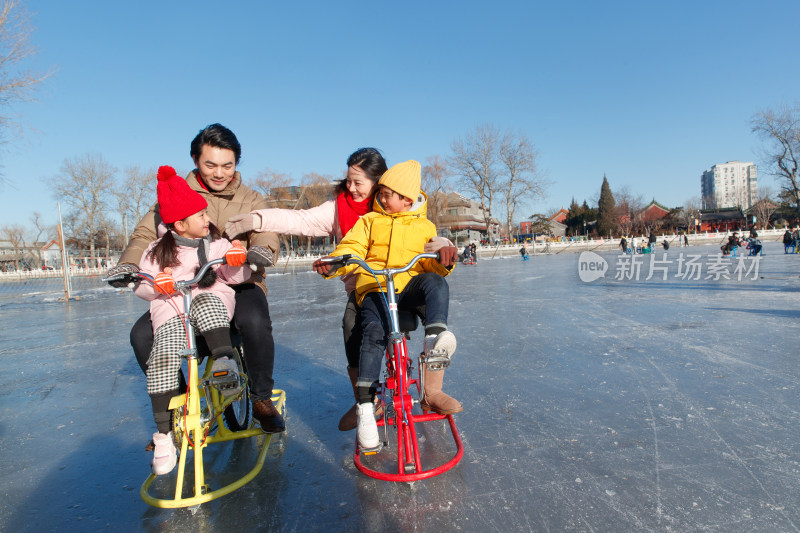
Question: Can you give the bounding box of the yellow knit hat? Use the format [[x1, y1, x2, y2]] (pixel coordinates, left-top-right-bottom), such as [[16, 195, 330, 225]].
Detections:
[[378, 160, 421, 200]]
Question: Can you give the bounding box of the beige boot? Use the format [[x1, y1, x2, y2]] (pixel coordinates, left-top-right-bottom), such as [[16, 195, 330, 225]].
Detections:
[[420, 366, 462, 415], [338, 367, 359, 431]]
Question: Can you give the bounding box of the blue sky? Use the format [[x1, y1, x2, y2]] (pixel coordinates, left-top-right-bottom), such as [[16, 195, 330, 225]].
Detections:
[[1, 0, 798, 229]]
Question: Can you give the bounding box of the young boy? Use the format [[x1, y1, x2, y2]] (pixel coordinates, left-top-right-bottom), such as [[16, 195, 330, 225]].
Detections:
[[313, 160, 460, 451]]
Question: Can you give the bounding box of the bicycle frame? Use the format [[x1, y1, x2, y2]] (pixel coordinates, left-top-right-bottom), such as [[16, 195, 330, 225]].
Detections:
[[323, 253, 463, 482], [105, 259, 286, 507]]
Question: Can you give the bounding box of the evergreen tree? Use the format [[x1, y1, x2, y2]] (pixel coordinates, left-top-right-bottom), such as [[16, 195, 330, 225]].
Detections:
[[597, 175, 616, 237], [565, 198, 583, 235]]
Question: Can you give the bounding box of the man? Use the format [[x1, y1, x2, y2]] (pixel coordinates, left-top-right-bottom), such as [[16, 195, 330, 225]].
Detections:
[[107, 123, 285, 434]]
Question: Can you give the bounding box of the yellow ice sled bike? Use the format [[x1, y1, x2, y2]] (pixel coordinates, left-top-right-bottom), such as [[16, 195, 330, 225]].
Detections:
[[105, 258, 286, 508]]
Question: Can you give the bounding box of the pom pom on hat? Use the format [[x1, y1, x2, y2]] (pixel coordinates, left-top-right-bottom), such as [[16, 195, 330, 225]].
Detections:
[[156, 165, 208, 224], [378, 160, 421, 201]]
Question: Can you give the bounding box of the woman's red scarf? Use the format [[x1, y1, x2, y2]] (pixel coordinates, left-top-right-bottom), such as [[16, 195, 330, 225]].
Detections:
[[336, 192, 372, 237]]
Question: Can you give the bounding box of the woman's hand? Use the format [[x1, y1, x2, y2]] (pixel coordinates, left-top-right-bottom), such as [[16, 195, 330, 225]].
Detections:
[[225, 213, 261, 238]]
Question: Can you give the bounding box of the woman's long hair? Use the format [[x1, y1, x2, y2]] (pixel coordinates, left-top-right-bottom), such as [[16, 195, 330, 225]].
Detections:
[[334, 147, 387, 196]]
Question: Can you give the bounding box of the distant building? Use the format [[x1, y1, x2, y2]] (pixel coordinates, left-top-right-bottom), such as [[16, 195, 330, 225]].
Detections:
[[701, 161, 757, 210], [549, 207, 568, 224], [0, 239, 62, 270], [699, 207, 745, 232], [641, 200, 672, 223], [434, 192, 501, 243]]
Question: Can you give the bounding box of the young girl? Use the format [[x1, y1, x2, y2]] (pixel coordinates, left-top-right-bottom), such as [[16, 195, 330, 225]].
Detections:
[[134, 165, 252, 475]]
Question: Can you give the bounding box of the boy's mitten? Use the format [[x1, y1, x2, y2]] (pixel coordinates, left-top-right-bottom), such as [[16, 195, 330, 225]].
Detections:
[[438, 246, 458, 267], [312, 258, 332, 275]]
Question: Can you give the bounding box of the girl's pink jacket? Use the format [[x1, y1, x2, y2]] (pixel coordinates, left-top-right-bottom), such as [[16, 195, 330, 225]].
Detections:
[[135, 237, 250, 333]]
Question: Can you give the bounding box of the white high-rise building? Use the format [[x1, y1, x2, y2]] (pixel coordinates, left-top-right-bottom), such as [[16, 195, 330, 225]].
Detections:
[[701, 161, 758, 209]]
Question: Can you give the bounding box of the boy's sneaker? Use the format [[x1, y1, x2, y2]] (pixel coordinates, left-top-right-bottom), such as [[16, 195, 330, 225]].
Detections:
[[423, 331, 457, 369], [151, 432, 177, 475], [210, 356, 242, 397], [356, 402, 380, 452]]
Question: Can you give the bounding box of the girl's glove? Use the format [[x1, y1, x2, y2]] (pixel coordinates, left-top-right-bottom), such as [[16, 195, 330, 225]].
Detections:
[[154, 268, 175, 294], [246, 246, 274, 268], [225, 213, 261, 238], [225, 240, 247, 267], [106, 263, 139, 288]]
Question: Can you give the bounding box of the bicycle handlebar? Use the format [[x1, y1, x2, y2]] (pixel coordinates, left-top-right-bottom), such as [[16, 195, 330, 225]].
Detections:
[[103, 257, 251, 290], [320, 252, 440, 277]]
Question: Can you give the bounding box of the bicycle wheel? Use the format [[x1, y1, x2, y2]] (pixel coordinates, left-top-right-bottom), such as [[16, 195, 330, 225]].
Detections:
[[223, 345, 252, 431]]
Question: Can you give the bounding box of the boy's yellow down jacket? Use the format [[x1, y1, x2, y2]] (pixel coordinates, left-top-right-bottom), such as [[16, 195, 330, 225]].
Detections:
[[327, 192, 452, 305]]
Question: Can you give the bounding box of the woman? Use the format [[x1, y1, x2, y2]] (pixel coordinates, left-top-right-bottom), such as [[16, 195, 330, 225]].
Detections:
[[226, 148, 452, 431]]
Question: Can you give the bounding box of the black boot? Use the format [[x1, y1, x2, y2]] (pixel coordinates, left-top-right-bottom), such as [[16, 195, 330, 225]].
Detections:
[[253, 398, 285, 433]]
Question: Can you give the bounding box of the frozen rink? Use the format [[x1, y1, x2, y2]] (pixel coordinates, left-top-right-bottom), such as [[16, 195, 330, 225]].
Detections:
[[2, 241, 800, 532]]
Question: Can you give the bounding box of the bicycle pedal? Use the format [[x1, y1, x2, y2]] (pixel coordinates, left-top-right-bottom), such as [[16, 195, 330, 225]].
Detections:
[[359, 443, 383, 455], [425, 358, 450, 371], [209, 371, 239, 391]]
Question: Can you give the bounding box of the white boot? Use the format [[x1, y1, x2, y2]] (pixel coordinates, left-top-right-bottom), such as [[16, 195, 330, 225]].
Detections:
[[151, 432, 177, 475], [356, 402, 380, 451]]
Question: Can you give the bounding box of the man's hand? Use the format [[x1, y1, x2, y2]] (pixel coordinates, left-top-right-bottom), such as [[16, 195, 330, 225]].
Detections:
[[313, 257, 333, 276], [154, 268, 175, 294], [437, 246, 458, 267], [106, 263, 139, 288], [225, 240, 247, 267], [247, 246, 274, 268], [225, 213, 260, 239]]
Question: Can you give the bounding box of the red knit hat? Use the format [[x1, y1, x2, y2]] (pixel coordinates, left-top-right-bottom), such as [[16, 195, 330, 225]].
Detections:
[[156, 165, 208, 224]]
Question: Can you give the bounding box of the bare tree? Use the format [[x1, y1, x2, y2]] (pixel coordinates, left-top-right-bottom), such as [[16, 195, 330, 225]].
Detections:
[[1, 223, 24, 268], [114, 165, 156, 242], [51, 154, 116, 264], [750, 187, 778, 229], [751, 104, 800, 214], [252, 167, 293, 202], [449, 124, 501, 234], [28, 211, 52, 265], [422, 155, 450, 228], [297, 172, 335, 254], [680, 197, 701, 233], [614, 186, 645, 236], [0, 0, 52, 170], [498, 131, 546, 238]]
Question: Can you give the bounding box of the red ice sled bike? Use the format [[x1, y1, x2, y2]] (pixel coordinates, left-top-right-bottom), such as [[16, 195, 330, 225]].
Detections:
[[322, 253, 464, 482]]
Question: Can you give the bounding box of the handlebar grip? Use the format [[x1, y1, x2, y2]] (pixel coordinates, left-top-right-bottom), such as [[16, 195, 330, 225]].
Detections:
[[321, 254, 352, 271]]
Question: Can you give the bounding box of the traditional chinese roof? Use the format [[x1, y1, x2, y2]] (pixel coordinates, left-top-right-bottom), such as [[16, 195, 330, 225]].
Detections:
[[641, 199, 672, 221], [548, 208, 569, 223]]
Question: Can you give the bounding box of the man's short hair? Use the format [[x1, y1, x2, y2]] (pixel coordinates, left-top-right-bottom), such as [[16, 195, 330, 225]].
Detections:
[[190, 123, 242, 165]]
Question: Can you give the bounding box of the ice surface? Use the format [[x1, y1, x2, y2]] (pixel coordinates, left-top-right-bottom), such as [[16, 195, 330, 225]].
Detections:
[[1, 241, 799, 532]]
